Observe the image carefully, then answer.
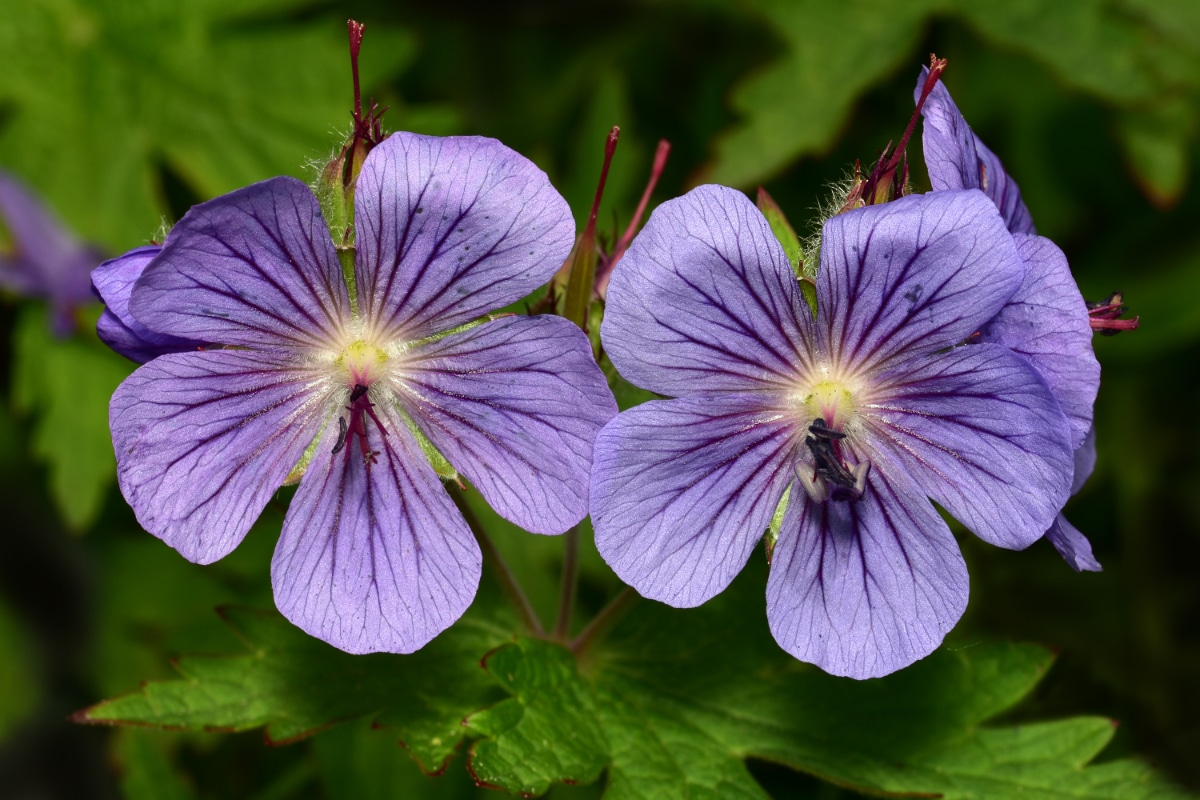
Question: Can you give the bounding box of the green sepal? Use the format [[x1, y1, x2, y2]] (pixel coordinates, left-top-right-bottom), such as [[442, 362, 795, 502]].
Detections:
[[562, 233, 598, 332], [337, 245, 358, 317], [764, 482, 792, 564], [316, 156, 351, 248], [757, 187, 817, 316], [756, 186, 804, 277], [392, 403, 458, 482]]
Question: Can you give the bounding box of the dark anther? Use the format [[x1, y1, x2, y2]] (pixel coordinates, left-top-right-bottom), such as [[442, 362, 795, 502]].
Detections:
[[331, 416, 350, 455], [1087, 290, 1139, 335], [806, 417, 860, 497], [349, 383, 369, 402]]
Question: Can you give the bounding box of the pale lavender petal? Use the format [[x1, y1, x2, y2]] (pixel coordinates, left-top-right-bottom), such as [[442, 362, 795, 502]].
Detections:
[[1071, 425, 1097, 496], [767, 468, 968, 679], [917, 69, 1035, 235], [400, 315, 616, 535], [1043, 426, 1101, 572], [131, 177, 350, 349], [272, 402, 482, 654], [601, 184, 813, 395], [0, 170, 101, 306], [863, 343, 1073, 550], [974, 137, 1036, 236], [354, 133, 575, 340], [1045, 514, 1102, 573], [817, 190, 1023, 375], [981, 234, 1098, 449], [93, 246, 206, 362], [591, 394, 798, 607], [110, 351, 334, 564]]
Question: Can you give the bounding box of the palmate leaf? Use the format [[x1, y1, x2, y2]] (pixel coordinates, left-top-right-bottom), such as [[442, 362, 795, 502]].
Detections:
[[463, 573, 1193, 799], [11, 305, 134, 530], [0, 0, 417, 250], [711, 0, 1200, 200], [75, 603, 510, 773], [77, 566, 1192, 799]]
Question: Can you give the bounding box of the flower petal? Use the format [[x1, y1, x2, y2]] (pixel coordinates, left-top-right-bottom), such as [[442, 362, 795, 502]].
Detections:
[[1071, 424, 1097, 496], [130, 177, 350, 349], [917, 69, 1035, 235], [863, 343, 1073, 550], [401, 315, 616, 534], [1045, 514, 1102, 573], [766, 469, 968, 679], [1043, 426, 1101, 572], [0, 169, 100, 305], [93, 246, 206, 362], [591, 394, 798, 607], [111, 350, 334, 564], [271, 402, 482, 654], [817, 190, 1023, 374], [601, 184, 813, 395], [981, 234, 1098, 449], [354, 133, 575, 340]]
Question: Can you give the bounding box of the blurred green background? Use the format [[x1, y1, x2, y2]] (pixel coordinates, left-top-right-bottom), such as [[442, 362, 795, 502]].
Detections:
[[1, 0, 1198, 797]]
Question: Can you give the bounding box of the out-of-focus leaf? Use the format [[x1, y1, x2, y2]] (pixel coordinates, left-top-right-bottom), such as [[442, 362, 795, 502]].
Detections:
[[111, 729, 199, 800], [11, 304, 133, 530], [312, 719, 478, 800], [709, 0, 938, 187], [463, 573, 1190, 799], [75, 604, 509, 771], [0, 596, 39, 739], [1115, 99, 1196, 208], [0, 0, 417, 248]]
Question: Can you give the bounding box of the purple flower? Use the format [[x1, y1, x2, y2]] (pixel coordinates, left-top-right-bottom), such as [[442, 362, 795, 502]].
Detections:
[[918, 69, 1102, 571], [93, 245, 209, 363], [0, 170, 104, 335], [592, 184, 1074, 678], [111, 132, 617, 654]]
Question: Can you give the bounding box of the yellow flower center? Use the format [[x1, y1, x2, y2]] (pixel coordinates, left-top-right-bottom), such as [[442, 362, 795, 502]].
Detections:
[[801, 378, 857, 431], [336, 339, 389, 387]]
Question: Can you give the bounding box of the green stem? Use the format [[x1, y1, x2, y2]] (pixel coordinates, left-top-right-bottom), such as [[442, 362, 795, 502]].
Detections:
[[451, 486, 545, 636], [553, 524, 580, 639], [570, 586, 638, 656]]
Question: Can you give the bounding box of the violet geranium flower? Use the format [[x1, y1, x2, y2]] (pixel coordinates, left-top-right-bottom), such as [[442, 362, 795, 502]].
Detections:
[[0, 170, 104, 335], [592, 185, 1074, 678], [111, 132, 617, 654], [918, 68, 1103, 571], [92, 245, 209, 363]]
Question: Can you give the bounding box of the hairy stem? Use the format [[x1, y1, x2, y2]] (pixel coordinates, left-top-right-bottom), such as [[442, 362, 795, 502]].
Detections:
[[451, 487, 545, 636], [554, 524, 581, 639], [570, 586, 639, 656]]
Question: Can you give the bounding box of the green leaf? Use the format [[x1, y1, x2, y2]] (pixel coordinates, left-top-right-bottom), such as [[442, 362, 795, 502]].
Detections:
[[0, 0, 419, 249], [465, 639, 608, 795], [312, 719, 478, 800], [11, 304, 133, 530], [1115, 99, 1196, 208], [111, 729, 200, 800], [708, 0, 939, 187], [465, 572, 1192, 799], [76, 604, 509, 771], [0, 595, 39, 738]]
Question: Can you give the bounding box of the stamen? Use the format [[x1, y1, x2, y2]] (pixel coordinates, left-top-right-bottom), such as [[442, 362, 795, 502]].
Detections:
[[334, 383, 390, 468], [851, 53, 948, 209], [331, 415, 350, 455], [1087, 291, 1140, 335], [799, 417, 869, 503]]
